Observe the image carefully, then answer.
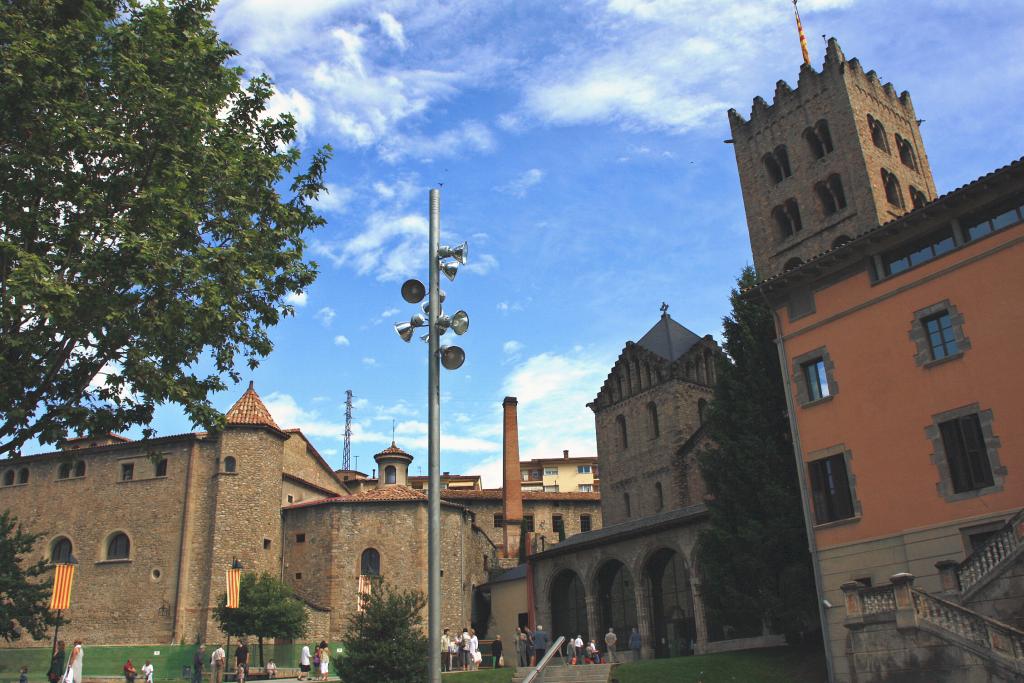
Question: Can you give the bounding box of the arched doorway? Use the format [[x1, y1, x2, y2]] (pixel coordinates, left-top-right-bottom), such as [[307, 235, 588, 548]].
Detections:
[[644, 549, 695, 657], [550, 570, 588, 642], [596, 560, 637, 644]]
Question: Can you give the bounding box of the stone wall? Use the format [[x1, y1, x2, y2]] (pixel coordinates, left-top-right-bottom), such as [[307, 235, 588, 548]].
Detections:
[[458, 498, 603, 551], [281, 434, 343, 496], [0, 437, 202, 646]]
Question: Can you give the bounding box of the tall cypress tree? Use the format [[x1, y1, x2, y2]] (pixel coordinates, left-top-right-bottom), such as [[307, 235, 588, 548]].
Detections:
[[695, 267, 818, 642]]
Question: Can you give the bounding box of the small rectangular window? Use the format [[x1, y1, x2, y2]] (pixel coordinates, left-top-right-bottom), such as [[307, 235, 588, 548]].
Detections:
[[580, 514, 592, 533], [155, 459, 167, 477], [882, 226, 956, 276], [493, 513, 504, 528], [808, 454, 855, 524], [552, 515, 564, 535], [121, 463, 134, 481], [263, 538, 271, 550], [939, 414, 994, 493], [544, 467, 558, 476], [576, 465, 591, 474], [287, 495, 294, 503], [578, 484, 593, 492], [524, 515, 535, 532], [296, 533, 306, 543], [295, 572, 302, 580], [543, 485, 559, 493], [923, 312, 959, 360], [803, 359, 830, 401]]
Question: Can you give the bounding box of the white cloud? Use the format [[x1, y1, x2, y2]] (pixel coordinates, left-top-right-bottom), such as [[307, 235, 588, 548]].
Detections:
[[315, 306, 336, 326], [467, 455, 505, 489], [315, 183, 354, 214], [333, 335, 350, 346], [497, 168, 545, 197], [378, 120, 496, 164], [283, 291, 308, 308], [501, 348, 611, 462], [264, 87, 315, 141], [380, 307, 400, 318], [313, 210, 428, 282], [463, 253, 498, 276], [362, 357, 378, 366], [503, 340, 524, 355], [378, 12, 407, 51]]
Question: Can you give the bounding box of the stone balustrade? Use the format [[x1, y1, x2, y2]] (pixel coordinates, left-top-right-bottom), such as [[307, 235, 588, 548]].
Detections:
[[955, 508, 1024, 594]]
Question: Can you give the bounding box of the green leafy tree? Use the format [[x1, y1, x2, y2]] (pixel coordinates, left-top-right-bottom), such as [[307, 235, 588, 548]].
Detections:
[[0, 510, 61, 641], [0, 0, 331, 458], [695, 267, 818, 642], [213, 572, 309, 666], [335, 579, 428, 683]]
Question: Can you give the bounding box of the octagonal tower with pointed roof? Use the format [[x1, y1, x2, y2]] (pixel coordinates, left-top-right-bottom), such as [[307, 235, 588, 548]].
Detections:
[[374, 441, 413, 487], [588, 308, 721, 525]]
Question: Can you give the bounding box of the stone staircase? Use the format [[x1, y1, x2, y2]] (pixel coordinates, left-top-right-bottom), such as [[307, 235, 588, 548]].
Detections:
[[510, 663, 614, 683], [938, 508, 1024, 604]]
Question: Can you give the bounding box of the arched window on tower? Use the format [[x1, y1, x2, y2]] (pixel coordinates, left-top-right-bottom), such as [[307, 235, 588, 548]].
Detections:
[[73, 461, 86, 477], [58, 463, 72, 479], [360, 548, 381, 577], [18, 468, 28, 484], [815, 182, 837, 215], [616, 415, 628, 449], [816, 120, 834, 154], [763, 154, 784, 184], [895, 134, 917, 170], [828, 174, 847, 210], [774, 145, 792, 177], [384, 465, 397, 484], [772, 199, 803, 240], [223, 456, 237, 473], [909, 185, 928, 210], [816, 174, 847, 216], [647, 402, 660, 439], [868, 115, 889, 152], [882, 169, 905, 208], [2, 471, 13, 486]]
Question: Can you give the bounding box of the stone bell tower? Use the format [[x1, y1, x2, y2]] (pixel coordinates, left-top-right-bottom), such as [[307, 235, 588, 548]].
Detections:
[[729, 38, 937, 278]]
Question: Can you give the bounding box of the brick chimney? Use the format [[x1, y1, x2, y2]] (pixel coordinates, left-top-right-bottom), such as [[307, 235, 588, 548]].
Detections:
[[502, 396, 524, 558]]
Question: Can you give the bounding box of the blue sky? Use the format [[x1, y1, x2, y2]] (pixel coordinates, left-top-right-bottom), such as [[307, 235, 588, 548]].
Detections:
[[68, 1, 1024, 483]]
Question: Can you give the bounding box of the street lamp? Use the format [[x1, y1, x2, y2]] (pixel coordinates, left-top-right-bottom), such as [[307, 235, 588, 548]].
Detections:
[[393, 189, 470, 683]]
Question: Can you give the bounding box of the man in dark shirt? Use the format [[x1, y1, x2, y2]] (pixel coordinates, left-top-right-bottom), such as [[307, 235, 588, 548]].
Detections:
[[235, 641, 249, 683], [192, 646, 205, 683], [531, 625, 550, 666], [491, 635, 503, 668]]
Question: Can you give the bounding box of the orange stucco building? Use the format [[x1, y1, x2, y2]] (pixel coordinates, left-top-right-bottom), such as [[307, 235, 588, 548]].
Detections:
[[758, 161, 1024, 679], [731, 38, 1023, 682]]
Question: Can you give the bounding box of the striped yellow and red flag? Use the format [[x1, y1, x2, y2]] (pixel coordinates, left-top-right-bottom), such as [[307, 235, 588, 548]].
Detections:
[[49, 563, 75, 611], [793, 0, 811, 67], [226, 568, 242, 609]]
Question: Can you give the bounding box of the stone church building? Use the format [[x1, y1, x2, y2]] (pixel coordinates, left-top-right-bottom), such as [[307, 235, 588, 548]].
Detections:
[[0, 384, 600, 646]]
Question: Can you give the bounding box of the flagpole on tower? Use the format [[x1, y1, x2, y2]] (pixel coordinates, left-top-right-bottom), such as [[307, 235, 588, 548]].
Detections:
[[793, 0, 812, 66]]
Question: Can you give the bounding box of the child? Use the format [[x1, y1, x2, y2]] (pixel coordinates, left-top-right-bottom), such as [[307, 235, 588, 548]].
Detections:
[[19, 666, 28, 683], [265, 661, 277, 679]]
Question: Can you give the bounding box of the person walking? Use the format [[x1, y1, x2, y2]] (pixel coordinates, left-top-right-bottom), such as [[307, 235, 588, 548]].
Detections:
[[531, 625, 550, 666], [447, 630, 459, 672], [460, 628, 470, 671], [192, 646, 205, 683], [209, 645, 225, 683], [629, 627, 641, 660], [49, 642, 66, 683], [123, 659, 137, 683], [517, 628, 530, 668], [317, 641, 329, 681], [141, 660, 153, 683], [604, 627, 617, 663], [573, 636, 584, 666], [491, 635, 503, 668], [440, 629, 451, 672], [298, 644, 311, 681], [468, 629, 480, 671], [234, 641, 249, 683], [65, 640, 83, 683]]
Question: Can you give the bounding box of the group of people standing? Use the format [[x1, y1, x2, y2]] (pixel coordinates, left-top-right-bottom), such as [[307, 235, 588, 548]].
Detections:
[[46, 640, 83, 683], [440, 627, 482, 671], [298, 641, 330, 681]]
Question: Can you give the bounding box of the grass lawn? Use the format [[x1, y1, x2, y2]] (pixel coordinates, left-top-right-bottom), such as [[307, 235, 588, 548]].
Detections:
[[611, 647, 827, 683], [440, 669, 513, 683]]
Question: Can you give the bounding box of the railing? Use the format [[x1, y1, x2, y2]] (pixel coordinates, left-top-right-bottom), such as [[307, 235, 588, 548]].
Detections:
[[913, 589, 1024, 663], [522, 636, 567, 683], [861, 585, 897, 615], [958, 508, 1024, 593]]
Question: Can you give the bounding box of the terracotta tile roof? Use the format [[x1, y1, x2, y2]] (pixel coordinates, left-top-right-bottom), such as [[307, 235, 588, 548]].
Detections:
[[225, 382, 280, 429], [376, 441, 413, 459], [440, 488, 600, 502]]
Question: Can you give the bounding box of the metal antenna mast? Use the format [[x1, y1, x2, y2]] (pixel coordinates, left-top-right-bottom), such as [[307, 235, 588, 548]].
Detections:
[[343, 389, 354, 471]]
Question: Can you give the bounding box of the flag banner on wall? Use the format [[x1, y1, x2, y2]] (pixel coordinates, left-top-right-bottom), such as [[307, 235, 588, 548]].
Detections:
[[357, 575, 372, 613], [49, 563, 76, 610], [226, 568, 241, 609]]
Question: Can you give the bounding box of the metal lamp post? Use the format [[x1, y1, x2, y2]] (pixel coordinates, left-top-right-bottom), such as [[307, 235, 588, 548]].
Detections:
[[395, 188, 469, 682]]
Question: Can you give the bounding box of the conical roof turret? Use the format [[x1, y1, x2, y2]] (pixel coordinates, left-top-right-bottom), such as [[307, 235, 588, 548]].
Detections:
[[225, 381, 280, 430]]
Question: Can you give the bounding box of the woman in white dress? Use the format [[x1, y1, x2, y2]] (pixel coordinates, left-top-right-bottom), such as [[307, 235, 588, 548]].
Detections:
[[317, 641, 329, 681], [65, 641, 83, 683]]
